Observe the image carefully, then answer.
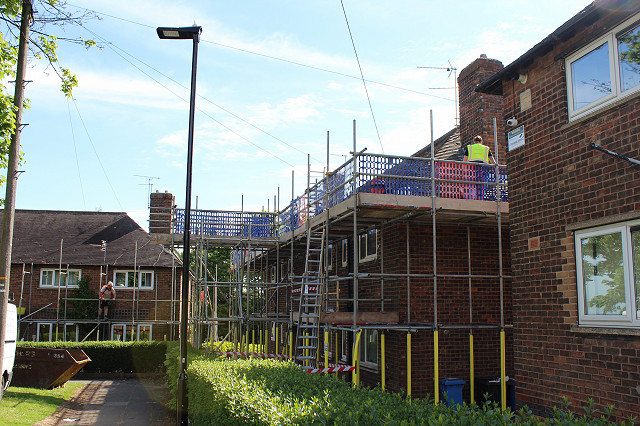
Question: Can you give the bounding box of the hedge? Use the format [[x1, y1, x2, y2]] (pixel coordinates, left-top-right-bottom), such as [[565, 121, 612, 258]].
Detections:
[[164, 350, 633, 425], [18, 341, 168, 374]]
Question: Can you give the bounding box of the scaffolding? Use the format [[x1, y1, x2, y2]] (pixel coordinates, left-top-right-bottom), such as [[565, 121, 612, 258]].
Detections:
[[160, 117, 512, 404]]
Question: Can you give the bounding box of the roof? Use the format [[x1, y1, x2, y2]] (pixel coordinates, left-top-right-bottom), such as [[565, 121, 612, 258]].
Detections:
[[412, 127, 462, 161], [476, 0, 640, 95], [8, 210, 176, 267]]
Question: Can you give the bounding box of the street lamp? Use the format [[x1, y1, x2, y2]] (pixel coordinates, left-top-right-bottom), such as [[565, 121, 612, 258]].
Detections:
[[157, 24, 201, 426]]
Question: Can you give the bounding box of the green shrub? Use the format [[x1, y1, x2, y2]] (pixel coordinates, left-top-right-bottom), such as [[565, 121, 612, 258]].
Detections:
[[168, 354, 633, 426], [18, 341, 168, 374]]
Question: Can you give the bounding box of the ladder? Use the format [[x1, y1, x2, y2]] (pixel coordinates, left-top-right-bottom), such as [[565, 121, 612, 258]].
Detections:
[[294, 225, 326, 367]]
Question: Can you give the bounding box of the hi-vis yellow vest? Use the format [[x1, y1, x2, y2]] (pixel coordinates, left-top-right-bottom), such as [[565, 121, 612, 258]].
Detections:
[[468, 143, 490, 163]]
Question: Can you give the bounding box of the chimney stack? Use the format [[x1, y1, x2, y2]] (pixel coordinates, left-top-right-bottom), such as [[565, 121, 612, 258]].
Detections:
[[458, 54, 506, 161], [149, 190, 174, 234]]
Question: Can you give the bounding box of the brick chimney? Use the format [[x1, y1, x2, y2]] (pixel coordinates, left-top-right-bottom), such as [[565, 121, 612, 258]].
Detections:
[[149, 190, 174, 234], [458, 54, 506, 162]]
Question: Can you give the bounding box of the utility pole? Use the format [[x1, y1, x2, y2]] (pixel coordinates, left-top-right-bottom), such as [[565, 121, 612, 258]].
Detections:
[[0, 0, 32, 370]]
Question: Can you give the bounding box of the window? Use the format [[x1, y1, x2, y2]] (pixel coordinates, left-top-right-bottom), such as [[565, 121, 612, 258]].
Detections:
[[566, 15, 640, 119], [358, 329, 378, 368], [575, 220, 640, 327], [358, 229, 378, 262], [114, 270, 154, 289], [341, 239, 349, 267], [40, 268, 81, 288], [340, 330, 349, 362], [112, 323, 152, 341], [326, 244, 333, 270]]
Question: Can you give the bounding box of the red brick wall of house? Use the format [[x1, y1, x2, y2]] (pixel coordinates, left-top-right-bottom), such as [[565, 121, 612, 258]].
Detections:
[[10, 263, 178, 341], [498, 9, 640, 420], [266, 219, 512, 400]]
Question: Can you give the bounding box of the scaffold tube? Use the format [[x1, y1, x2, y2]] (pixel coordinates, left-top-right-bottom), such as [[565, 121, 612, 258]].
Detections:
[[381, 332, 386, 391], [275, 326, 279, 354], [407, 332, 412, 398], [259, 329, 263, 354], [324, 330, 329, 374], [289, 331, 293, 360], [265, 329, 269, 354], [470, 333, 475, 404], [500, 330, 506, 411], [353, 330, 362, 386], [335, 331, 339, 378], [434, 330, 439, 404]]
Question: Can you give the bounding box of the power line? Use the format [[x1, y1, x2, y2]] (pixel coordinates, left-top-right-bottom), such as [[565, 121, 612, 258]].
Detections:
[[76, 24, 298, 168], [340, 0, 384, 154], [70, 98, 124, 211], [68, 2, 453, 104], [66, 97, 86, 209]]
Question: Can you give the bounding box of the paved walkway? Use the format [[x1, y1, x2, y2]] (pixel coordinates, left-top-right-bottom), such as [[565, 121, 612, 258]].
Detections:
[[34, 377, 174, 425]]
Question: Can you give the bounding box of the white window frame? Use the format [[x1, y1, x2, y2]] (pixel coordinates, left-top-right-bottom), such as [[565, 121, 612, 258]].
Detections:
[[358, 329, 379, 369], [326, 244, 333, 270], [113, 270, 154, 290], [111, 323, 153, 341], [341, 239, 349, 267], [340, 330, 349, 362], [39, 268, 81, 288], [575, 220, 640, 328], [566, 14, 640, 120], [37, 322, 54, 342], [358, 229, 378, 263]]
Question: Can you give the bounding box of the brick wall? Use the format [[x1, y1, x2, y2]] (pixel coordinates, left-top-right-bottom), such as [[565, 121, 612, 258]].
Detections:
[[266, 219, 512, 400], [497, 9, 640, 420], [11, 263, 178, 341], [150, 191, 174, 234]]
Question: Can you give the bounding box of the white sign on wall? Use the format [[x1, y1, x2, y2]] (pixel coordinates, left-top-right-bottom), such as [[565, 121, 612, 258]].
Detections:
[[508, 125, 525, 151]]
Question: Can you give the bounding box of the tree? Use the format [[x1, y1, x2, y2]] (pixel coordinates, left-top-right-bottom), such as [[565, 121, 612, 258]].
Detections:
[[0, 0, 96, 186]]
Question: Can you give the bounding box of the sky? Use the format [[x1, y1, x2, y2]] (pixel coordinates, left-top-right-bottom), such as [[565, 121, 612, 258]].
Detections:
[[9, 0, 593, 230]]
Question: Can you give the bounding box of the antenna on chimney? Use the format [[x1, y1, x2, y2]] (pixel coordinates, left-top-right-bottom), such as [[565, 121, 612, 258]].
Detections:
[[417, 60, 459, 126], [134, 175, 161, 208]]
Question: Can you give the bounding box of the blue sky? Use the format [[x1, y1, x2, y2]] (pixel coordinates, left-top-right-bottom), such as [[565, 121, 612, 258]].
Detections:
[[12, 0, 592, 230]]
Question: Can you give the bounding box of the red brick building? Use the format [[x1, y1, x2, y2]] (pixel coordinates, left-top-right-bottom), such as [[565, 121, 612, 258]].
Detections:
[[246, 54, 515, 402], [477, 0, 640, 419], [9, 209, 179, 342]]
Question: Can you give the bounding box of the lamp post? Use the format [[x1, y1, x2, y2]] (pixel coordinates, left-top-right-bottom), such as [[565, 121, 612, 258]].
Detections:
[[156, 24, 201, 426]]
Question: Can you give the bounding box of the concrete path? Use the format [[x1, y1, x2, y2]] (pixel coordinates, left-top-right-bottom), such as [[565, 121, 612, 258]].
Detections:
[[34, 377, 174, 425]]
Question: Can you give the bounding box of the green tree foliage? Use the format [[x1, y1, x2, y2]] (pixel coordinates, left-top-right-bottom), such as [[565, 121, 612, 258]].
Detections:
[[70, 275, 97, 319], [0, 0, 96, 186]]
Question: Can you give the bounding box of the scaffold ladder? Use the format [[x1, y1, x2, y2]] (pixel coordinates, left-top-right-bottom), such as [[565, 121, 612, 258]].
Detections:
[[294, 225, 326, 367]]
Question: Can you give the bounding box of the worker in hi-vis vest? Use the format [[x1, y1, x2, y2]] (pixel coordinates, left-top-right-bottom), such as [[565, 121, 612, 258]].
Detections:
[[463, 135, 496, 164]]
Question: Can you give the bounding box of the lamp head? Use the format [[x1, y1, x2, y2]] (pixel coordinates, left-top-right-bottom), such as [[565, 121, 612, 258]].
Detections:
[[156, 26, 202, 40]]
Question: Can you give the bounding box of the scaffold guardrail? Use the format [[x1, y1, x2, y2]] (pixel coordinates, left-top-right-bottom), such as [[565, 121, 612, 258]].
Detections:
[[173, 154, 508, 238]]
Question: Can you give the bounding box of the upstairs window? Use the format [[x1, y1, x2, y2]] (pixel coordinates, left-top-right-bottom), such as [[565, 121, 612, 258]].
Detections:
[[566, 15, 640, 119], [358, 229, 378, 262], [341, 239, 349, 267], [575, 220, 640, 327], [114, 270, 154, 289], [326, 244, 333, 270], [40, 269, 81, 288]]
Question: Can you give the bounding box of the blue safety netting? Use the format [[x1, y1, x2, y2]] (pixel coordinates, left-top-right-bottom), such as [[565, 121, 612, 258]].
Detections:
[[173, 154, 508, 238]]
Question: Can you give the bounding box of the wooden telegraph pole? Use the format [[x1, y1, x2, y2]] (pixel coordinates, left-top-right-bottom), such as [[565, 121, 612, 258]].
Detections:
[[0, 0, 32, 368]]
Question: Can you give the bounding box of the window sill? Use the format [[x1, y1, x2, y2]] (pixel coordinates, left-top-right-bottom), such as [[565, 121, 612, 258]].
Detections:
[[570, 325, 640, 337], [358, 255, 377, 264], [39, 285, 79, 289], [359, 362, 378, 373], [562, 88, 640, 132]]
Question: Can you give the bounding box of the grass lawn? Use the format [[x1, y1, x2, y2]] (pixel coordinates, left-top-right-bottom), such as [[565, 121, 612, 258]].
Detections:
[[0, 382, 86, 425]]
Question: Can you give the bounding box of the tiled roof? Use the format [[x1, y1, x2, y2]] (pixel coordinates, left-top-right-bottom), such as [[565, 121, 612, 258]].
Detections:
[[8, 210, 176, 267], [412, 127, 462, 161]]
